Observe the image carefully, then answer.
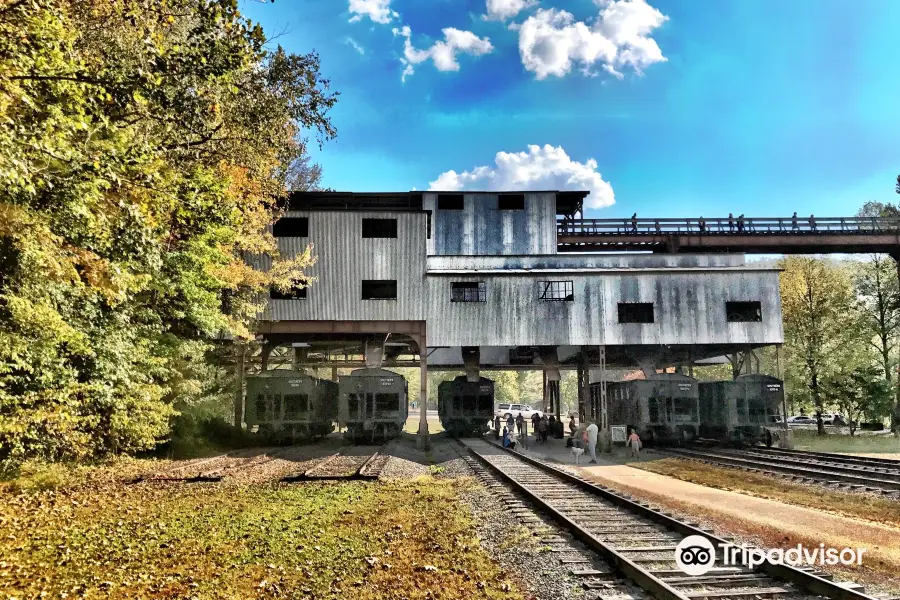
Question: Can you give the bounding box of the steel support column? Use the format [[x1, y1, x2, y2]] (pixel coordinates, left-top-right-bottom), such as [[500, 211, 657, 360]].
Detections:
[[599, 345, 608, 431]]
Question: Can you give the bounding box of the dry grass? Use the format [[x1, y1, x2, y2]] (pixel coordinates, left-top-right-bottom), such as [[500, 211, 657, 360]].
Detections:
[[0, 462, 519, 600], [630, 457, 900, 529], [586, 471, 900, 595]]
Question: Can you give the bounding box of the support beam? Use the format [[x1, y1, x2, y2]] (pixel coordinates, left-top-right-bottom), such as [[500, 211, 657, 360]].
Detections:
[[416, 328, 430, 451], [233, 344, 245, 429]]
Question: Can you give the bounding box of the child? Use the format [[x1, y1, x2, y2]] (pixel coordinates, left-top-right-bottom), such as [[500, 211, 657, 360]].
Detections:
[[508, 428, 519, 450], [627, 429, 642, 458]]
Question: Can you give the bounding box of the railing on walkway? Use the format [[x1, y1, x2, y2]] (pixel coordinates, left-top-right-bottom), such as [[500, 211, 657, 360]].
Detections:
[[557, 216, 900, 236]]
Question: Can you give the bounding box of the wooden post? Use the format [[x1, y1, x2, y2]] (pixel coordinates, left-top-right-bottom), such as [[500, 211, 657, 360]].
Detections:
[[331, 366, 338, 382]]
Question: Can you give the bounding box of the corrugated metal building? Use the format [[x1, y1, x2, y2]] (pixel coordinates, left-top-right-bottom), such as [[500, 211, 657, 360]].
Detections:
[[259, 190, 782, 365]]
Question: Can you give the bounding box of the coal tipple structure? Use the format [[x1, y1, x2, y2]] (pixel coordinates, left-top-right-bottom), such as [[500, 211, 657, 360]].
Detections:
[[247, 190, 784, 446]]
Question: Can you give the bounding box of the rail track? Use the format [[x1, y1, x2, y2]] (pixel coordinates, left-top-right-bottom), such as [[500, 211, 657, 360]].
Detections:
[[461, 438, 879, 600], [282, 446, 387, 481], [664, 448, 900, 495]]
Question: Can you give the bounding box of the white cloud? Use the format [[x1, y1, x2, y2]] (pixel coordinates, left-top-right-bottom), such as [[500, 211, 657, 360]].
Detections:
[[517, 0, 667, 80], [348, 0, 398, 24], [392, 25, 494, 81], [428, 144, 615, 209], [484, 0, 538, 21], [345, 37, 366, 55]]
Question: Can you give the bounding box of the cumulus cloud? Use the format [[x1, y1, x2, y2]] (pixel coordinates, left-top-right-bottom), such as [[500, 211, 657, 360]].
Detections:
[[428, 144, 615, 209], [517, 0, 667, 80], [348, 0, 398, 24], [391, 26, 494, 82], [484, 0, 538, 21]]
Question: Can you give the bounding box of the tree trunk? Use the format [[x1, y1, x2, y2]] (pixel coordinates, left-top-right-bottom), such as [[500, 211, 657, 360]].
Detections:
[[811, 369, 824, 435]]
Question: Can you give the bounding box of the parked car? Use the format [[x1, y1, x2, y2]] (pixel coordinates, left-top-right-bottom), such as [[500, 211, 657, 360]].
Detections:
[[787, 415, 816, 425], [495, 403, 544, 421], [821, 413, 845, 425]]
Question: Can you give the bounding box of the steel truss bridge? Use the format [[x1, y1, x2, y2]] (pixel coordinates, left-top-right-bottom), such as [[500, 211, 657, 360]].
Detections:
[[557, 216, 900, 255]]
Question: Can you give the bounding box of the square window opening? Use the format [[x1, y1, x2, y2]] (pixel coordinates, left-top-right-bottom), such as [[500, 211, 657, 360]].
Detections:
[[362, 280, 398, 300], [618, 302, 654, 323], [361, 218, 398, 238], [270, 285, 308, 300], [498, 194, 525, 210], [437, 193, 464, 210], [451, 281, 486, 302], [726, 301, 762, 322], [273, 217, 308, 238], [538, 280, 574, 302]]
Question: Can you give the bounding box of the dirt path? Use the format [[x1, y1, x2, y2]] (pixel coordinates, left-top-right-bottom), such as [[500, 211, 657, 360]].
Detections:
[[577, 463, 899, 549]]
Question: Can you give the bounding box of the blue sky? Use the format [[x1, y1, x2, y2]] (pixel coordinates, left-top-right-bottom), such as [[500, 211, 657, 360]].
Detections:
[[241, 0, 900, 218]]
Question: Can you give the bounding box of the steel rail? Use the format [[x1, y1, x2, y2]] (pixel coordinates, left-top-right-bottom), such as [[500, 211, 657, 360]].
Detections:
[[465, 439, 876, 600], [707, 449, 900, 482], [462, 440, 692, 600], [665, 448, 900, 492], [752, 447, 900, 469]]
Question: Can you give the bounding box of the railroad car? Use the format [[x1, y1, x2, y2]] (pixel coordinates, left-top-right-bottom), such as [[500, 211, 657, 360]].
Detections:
[[437, 375, 495, 437], [698, 374, 784, 446], [604, 374, 700, 445], [338, 368, 409, 443], [245, 372, 338, 442]]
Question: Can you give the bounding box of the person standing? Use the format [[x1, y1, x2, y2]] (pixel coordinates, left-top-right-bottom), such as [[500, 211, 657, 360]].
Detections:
[[494, 415, 501, 439], [506, 413, 514, 433], [791, 212, 798, 231], [631, 212, 638, 232], [515, 413, 525, 437], [737, 214, 745, 233], [531, 411, 540, 437], [586, 422, 599, 464], [728, 213, 734, 232], [809, 214, 816, 231], [538, 416, 548, 443], [627, 429, 642, 458], [502, 426, 509, 448], [698, 217, 706, 233], [568, 415, 577, 439]]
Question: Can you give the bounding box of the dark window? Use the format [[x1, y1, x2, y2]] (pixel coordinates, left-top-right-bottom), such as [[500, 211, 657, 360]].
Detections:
[[426, 210, 432, 239], [618, 302, 654, 323], [538, 280, 574, 302], [361, 280, 397, 300], [437, 193, 464, 210], [726, 301, 762, 322], [375, 393, 399, 412], [361, 218, 397, 238], [283, 394, 309, 419], [451, 281, 486, 302], [498, 194, 525, 210], [270, 285, 308, 300], [272, 217, 308, 237]]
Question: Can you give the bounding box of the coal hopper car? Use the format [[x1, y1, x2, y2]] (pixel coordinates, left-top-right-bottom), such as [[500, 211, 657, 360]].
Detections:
[[245, 372, 338, 442], [699, 374, 784, 446], [605, 374, 700, 445], [338, 368, 408, 443], [438, 375, 495, 437]]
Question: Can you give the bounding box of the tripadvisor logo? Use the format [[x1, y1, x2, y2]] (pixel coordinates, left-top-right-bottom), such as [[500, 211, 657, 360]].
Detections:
[[675, 536, 867, 576]]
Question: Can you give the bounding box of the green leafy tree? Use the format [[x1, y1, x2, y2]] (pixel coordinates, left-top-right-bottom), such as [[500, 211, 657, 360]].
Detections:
[[779, 257, 861, 434], [0, 0, 337, 464], [851, 255, 900, 429], [823, 366, 892, 436]]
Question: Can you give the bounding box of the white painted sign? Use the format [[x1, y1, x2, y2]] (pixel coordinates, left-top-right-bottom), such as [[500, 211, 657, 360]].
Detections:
[[611, 425, 627, 443]]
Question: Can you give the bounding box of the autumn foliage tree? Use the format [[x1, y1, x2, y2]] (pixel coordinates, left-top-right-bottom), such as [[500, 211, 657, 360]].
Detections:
[[0, 0, 337, 464]]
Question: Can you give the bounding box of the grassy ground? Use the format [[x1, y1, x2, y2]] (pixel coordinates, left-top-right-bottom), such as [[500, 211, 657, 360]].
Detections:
[[0, 462, 519, 600], [790, 429, 900, 455], [630, 457, 900, 529]]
